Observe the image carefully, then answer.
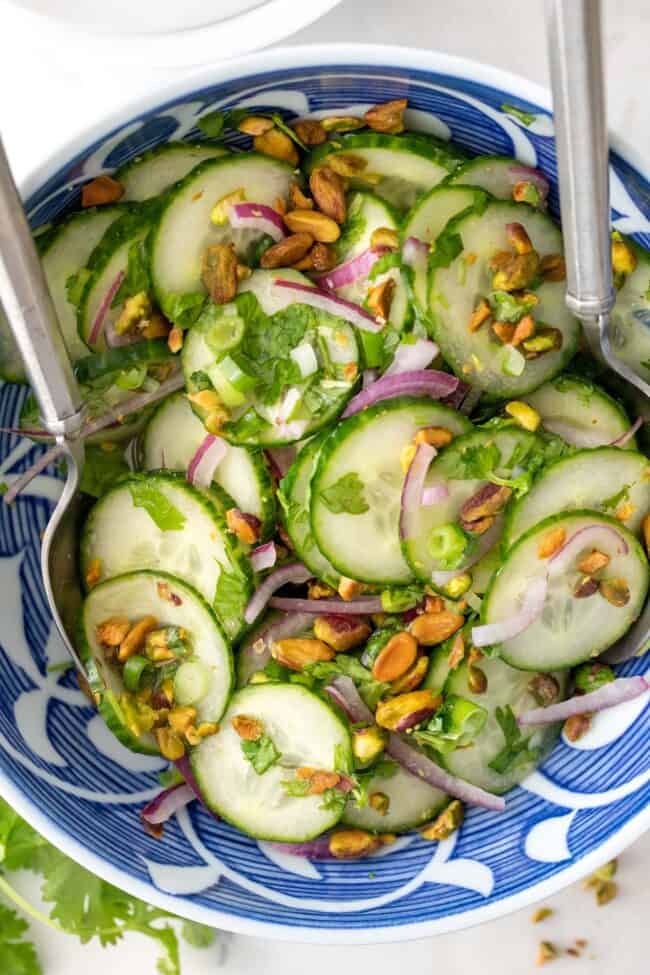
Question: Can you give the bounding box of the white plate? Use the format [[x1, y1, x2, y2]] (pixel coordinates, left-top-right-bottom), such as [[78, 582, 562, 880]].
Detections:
[[2, 0, 343, 66]]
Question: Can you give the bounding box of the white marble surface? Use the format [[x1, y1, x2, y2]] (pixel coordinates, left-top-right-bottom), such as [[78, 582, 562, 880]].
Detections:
[[0, 0, 649, 971]]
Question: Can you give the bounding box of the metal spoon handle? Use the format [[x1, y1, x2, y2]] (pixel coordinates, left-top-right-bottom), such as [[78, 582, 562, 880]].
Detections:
[[545, 0, 615, 322], [0, 137, 84, 438]]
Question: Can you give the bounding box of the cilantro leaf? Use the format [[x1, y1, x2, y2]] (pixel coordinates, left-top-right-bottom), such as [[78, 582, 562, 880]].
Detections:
[[488, 705, 540, 774], [380, 584, 424, 613], [241, 734, 281, 775], [458, 441, 501, 480], [281, 777, 311, 798], [65, 268, 92, 307], [128, 480, 186, 531], [319, 472, 369, 514], [429, 231, 463, 272], [214, 565, 249, 623], [489, 290, 537, 324], [600, 484, 630, 512], [197, 107, 249, 139], [319, 788, 347, 813], [270, 114, 307, 150], [164, 292, 206, 329], [304, 655, 390, 711], [80, 444, 129, 499], [501, 103, 536, 126], [368, 252, 401, 280], [0, 905, 41, 975], [111, 239, 150, 308]]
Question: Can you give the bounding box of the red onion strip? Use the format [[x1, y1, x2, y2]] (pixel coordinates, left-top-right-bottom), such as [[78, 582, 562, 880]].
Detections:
[[250, 541, 277, 572], [187, 434, 227, 489], [316, 247, 389, 291], [507, 165, 550, 199], [273, 280, 382, 333], [325, 676, 374, 724], [547, 524, 628, 578], [265, 446, 297, 479], [402, 235, 429, 268], [89, 271, 125, 345], [238, 611, 315, 684], [422, 483, 450, 506], [342, 369, 459, 418], [610, 416, 643, 447], [399, 442, 437, 541], [268, 595, 384, 614], [141, 783, 195, 825], [230, 202, 287, 242], [519, 676, 649, 727], [244, 563, 312, 624], [471, 575, 548, 647], [385, 339, 439, 376]]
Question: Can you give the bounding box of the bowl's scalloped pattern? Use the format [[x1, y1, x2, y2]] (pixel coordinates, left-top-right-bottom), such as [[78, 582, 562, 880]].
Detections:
[[0, 59, 648, 941]]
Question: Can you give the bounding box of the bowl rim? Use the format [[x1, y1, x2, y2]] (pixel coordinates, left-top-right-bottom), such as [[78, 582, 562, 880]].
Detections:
[[3, 41, 649, 944]]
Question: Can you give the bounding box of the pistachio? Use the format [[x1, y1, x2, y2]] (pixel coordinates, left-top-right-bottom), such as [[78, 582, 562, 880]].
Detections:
[[294, 241, 338, 272], [169, 706, 198, 735], [309, 166, 347, 223], [577, 549, 610, 575], [321, 116, 365, 133], [390, 654, 429, 693], [491, 321, 516, 344], [232, 714, 264, 741], [260, 232, 314, 268], [352, 724, 387, 766], [447, 632, 465, 670], [155, 727, 185, 761], [505, 400, 541, 432], [196, 722, 219, 738], [611, 237, 637, 276], [510, 313, 536, 347], [327, 153, 372, 179], [529, 674, 560, 707], [492, 251, 540, 291], [531, 907, 554, 924], [288, 182, 314, 210], [272, 637, 336, 671], [462, 514, 495, 535], [366, 278, 395, 322], [201, 243, 238, 305], [238, 116, 275, 136], [460, 483, 512, 523], [364, 99, 407, 134], [328, 829, 381, 859], [141, 311, 171, 340], [539, 253, 566, 282], [369, 792, 390, 816], [372, 631, 419, 682], [313, 614, 371, 652], [596, 880, 618, 906], [564, 713, 591, 742], [96, 616, 131, 648], [115, 291, 152, 335], [424, 595, 445, 614], [167, 326, 183, 354], [400, 442, 418, 474], [468, 298, 492, 333], [338, 577, 364, 601], [614, 500, 636, 522], [284, 208, 341, 243], [118, 615, 158, 662], [505, 222, 533, 255], [414, 426, 454, 449], [598, 577, 630, 607], [291, 118, 327, 146], [522, 326, 563, 356], [467, 665, 487, 694], [308, 580, 337, 599], [410, 611, 464, 646], [186, 389, 222, 413], [370, 227, 400, 251], [537, 526, 566, 559], [375, 688, 441, 731], [419, 799, 464, 841], [81, 175, 124, 208], [145, 626, 186, 662], [512, 180, 541, 205], [253, 128, 300, 166], [296, 767, 341, 795], [536, 941, 558, 966], [210, 188, 246, 225], [226, 507, 262, 545]]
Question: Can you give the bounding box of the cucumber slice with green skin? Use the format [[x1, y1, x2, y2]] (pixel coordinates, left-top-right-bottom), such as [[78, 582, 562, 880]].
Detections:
[[609, 238, 650, 387], [141, 391, 276, 538], [482, 511, 649, 670], [402, 425, 543, 584], [428, 200, 580, 398], [468, 544, 502, 596], [311, 397, 472, 585], [0, 306, 27, 382], [115, 141, 228, 201], [77, 204, 159, 350], [342, 763, 448, 833], [74, 339, 173, 384], [401, 185, 485, 319], [79, 570, 233, 754], [150, 154, 294, 323], [280, 430, 340, 588], [80, 471, 252, 640], [191, 683, 352, 842], [523, 374, 637, 449], [182, 270, 359, 446], [503, 447, 650, 549], [305, 133, 465, 212], [422, 645, 454, 693], [38, 205, 125, 362], [443, 656, 569, 794], [446, 155, 541, 203]]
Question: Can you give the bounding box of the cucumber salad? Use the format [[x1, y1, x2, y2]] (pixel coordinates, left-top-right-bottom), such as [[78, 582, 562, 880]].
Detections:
[[4, 98, 650, 859]]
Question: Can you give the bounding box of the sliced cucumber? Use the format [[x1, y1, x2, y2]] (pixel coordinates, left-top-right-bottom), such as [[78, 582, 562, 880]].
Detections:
[[401, 185, 484, 319], [77, 204, 158, 350], [342, 763, 448, 833], [0, 306, 27, 382], [423, 645, 454, 693], [191, 683, 351, 842], [80, 471, 251, 640], [182, 270, 359, 446], [305, 133, 465, 211], [311, 397, 472, 585], [115, 141, 228, 201], [428, 200, 580, 397], [150, 154, 294, 322], [482, 511, 649, 669], [79, 570, 233, 753], [74, 339, 173, 384], [279, 430, 339, 587], [503, 447, 650, 548], [609, 238, 650, 387], [447, 155, 541, 203], [403, 425, 543, 583], [524, 374, 638, 449], [141, 391, 276, 538], [444, 656, 569, 794]]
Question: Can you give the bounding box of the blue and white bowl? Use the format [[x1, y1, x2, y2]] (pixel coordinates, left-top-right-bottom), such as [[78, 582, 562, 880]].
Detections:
[[0, 45, 648, 943]]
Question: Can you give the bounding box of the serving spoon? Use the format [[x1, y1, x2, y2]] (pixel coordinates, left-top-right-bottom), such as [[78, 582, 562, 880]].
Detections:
[[546, 0, 649, 661]]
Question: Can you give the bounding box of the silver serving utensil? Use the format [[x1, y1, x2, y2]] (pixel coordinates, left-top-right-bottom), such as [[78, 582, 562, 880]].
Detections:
[[546, 0, 649, 662], [0, 136, 88, 671]]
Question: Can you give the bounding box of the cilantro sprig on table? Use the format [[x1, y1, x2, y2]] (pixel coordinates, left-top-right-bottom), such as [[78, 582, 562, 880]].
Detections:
[[0, 797, 218, 975]]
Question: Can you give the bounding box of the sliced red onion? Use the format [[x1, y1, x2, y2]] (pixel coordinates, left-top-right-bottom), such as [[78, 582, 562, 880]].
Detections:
[[105, 319, 142, 349], [342, 369, 459, 418], [239, 611, 315, 683], [422, 483, 450, 506], [386, 733, 505, 812], [362, 368, 378, 389], [610, 416, 643, 447], [141, 783, 194, 826], [507, 165, 550, 200], [394, 707, 437, 732], [519, 676, 649, 727], [316, 247, 389, 291], [402, 235, 429, 267], [89, 271, 125, 345], [547, 524, 629, 578], [266, 445, 297, 479], [399, 442, 437, 540], [385, 338, 439, 376], [442, 379, 470, 411], [230, 202, 286, 242], [273, 280, 382, 333], [244, 563, 312, 624], [250, 541, 277, 572], [324, 675, 374, 724], [265, 835, 338, 860], [187, 434, 227, 489], [471, 575, 548, 647], [269, 595, 384, 614]]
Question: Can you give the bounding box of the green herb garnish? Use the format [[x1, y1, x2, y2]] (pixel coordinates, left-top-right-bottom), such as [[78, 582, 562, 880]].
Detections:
[[128, 480, 186, 531], [241, 734, 281, 775], [501, 103, 536, 126], [319, 472, 369, 515], [488, 705, 540, 774]]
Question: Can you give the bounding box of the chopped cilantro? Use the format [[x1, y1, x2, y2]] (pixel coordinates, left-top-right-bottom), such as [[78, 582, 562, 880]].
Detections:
[[304, 655, 390, 711], [241, 734, 281, 775], [488, 705, 540, 774], [214, 565, 249, 622], [111, 239, 150, 308], [270, 113, 307, 150], [281, 777, 311, 798], [65, 267, 92, 307], [489, 290, 538, 323], [458, 441, 501, 480], [501, 103, 536, 126], [600, 484, 630, 512], [319, 471, 369, 515], [197, 107, 249, 139], [164, 292, 206, 329], [414, 695, 487, 754], [368, 252, 401, 280], [128, 480, 186, 531], [79, 444, 129, 499], [430, 230, 464, 272], [380, 584, 425, 613]]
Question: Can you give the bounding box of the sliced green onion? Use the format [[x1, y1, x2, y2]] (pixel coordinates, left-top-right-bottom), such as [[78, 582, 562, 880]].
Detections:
[[428, 523, 468, 567], [123, 654, 151, 692]]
